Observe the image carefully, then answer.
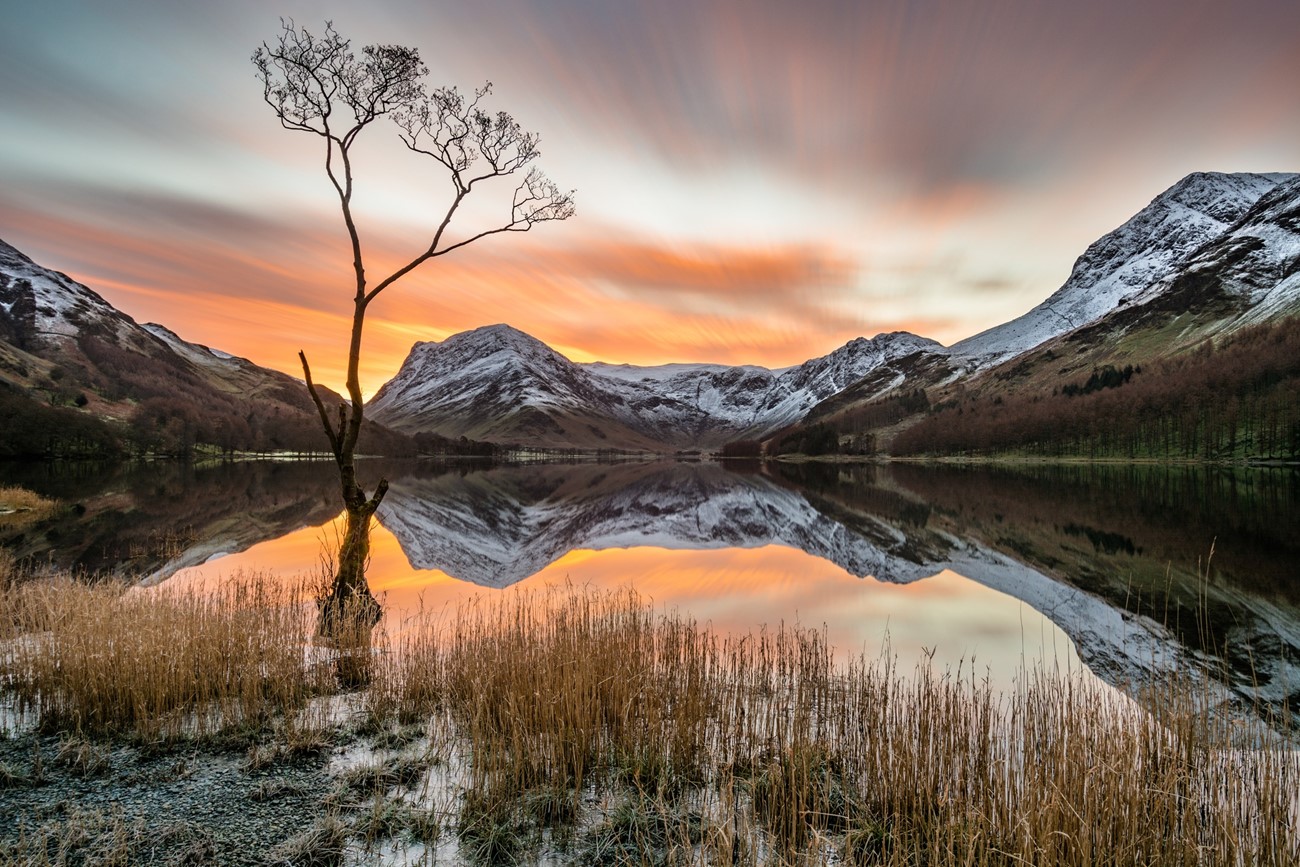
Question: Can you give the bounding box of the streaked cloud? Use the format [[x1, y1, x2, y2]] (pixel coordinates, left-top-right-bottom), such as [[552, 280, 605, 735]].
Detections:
[[1, 0, 1297, 390]]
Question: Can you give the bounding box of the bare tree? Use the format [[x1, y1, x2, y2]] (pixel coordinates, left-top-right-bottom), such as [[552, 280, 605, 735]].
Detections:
[[253, 21, 574, 628]]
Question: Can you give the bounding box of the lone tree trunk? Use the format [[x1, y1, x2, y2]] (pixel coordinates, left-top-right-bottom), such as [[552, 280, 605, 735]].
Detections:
[[298, 295, 389, 635], [254, 21, 574, 642]]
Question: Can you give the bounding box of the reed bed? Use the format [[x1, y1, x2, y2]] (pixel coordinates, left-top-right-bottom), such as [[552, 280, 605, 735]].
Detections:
[[2, 570, 1297, 865], [368, 587, 1299, 866], [0, 569, 331, 742], [0, 486, 58, 525]]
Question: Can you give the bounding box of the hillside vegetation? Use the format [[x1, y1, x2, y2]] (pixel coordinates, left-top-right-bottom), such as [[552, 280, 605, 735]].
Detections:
[[890, 317, 1300, 460]]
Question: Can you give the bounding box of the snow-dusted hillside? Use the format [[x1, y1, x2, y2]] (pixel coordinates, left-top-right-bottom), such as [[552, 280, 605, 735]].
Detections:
[[1165, 174, 1300, 330], [142, 323, 244, 369], [951, 172, 1296, 365], [0, 237, 363, 455], [0, 239, 150, 350], [368, 324, 947, 449]]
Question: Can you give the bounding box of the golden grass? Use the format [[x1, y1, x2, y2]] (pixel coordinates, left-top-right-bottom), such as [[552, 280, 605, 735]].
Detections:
[[0, 485, 58, 525], [2, 576, 1296, 865], [368, 587, 1299, 866], [0, 571, 332, 742]]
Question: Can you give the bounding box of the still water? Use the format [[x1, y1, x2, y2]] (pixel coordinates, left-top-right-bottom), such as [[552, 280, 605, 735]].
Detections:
[[3, 458, 1298, 712]]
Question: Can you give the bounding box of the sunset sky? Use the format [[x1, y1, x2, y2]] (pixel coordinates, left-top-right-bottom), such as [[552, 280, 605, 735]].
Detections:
[[3, 0, 1298, 395]]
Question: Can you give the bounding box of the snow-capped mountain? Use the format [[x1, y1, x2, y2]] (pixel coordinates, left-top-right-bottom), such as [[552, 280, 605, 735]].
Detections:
[[1, 239, 157, 352], [8, 169, 1300, 455], [951, 171, 1296, 365], [367, 324, 946, 449], [370, 173, 1299, 452]]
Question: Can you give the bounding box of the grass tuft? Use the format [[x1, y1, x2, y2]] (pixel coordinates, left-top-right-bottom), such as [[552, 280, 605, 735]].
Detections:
[[264, 813, 349, 867], [0, 486, 59, 526]]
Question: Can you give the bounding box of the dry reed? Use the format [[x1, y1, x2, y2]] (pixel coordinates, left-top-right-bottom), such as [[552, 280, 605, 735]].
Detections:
[[0, 571, 332, 742], [2, 575, 1296, 865], [366, 586, 1298, 866], [0, 486, 58, 525]]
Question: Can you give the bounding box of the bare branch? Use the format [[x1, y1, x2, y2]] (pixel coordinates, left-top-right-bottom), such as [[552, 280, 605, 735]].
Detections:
[[253, 19, 427, 217], [298, 350, 341, 458], [369, 478, 389, 510], [253, 20, 425, 141]]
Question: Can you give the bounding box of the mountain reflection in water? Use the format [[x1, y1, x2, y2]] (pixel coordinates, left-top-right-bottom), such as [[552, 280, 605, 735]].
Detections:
[[3, 458, 1297, 721]]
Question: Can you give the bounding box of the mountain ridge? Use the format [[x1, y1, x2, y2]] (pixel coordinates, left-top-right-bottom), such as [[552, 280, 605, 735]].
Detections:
[[368, 323, 946, 449], [5, 170, 1299, 455], [0, 240, 418, 457], [370, 171, 1299, 451]]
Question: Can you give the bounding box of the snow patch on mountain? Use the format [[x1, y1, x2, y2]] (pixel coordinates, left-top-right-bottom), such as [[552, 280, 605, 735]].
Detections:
[[951, 172, 1297, 366], [588, 361, 772, 383], [369, 324, 947, 447], [0, 239, 137, 342], [1193, 175, 1300, 329], [142, 322, 251, 371]]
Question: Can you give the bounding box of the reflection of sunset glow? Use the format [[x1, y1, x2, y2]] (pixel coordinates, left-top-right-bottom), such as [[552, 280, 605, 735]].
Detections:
[[173, 515, 1082, 690]]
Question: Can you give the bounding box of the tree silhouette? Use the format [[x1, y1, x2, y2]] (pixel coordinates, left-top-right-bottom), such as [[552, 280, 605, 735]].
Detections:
[[253, 20, 574, 629]]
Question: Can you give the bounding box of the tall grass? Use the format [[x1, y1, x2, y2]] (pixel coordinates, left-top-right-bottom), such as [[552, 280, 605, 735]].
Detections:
[[368, 587, 1298, 866], [0, 485, 58, 525], [0, 568, 330, 742], [2, 571, 1296, 864]]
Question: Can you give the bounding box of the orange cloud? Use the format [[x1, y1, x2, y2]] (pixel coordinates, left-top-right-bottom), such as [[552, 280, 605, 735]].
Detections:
[[4, 202, 952, 395]]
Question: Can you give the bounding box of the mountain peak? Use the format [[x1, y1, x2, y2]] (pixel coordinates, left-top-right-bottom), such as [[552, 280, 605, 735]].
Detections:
[[436, 322, 557, 358], [839, 331, 942, 356], [1157, 171, 1297, 223]]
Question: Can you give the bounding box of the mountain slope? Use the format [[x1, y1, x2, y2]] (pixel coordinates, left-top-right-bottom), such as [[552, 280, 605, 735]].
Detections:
[[800, 172, 1300, 450], [971, 173, 1300, 395], [368, 324, 947, 449], [878, 175, 1300, 460], [0, 238, 405, 456], [950, 172, 1295, 365]]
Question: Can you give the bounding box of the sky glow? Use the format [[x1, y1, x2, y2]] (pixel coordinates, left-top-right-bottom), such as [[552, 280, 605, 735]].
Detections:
[[2, 0, 1298, 395]]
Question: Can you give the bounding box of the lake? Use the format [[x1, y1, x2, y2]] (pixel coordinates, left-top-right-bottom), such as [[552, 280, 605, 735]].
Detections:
[[3, 457, 1298, 717]]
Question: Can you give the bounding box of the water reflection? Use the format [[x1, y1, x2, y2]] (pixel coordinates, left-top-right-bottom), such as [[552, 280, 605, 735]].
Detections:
[[3, 458, 1297, 718], [0, 460, 342, 577], [795, 462, 1300, 710], [375, 461, 948, 588]]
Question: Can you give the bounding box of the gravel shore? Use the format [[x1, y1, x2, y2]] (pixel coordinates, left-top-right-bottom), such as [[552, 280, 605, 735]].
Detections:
[[1, 730, 345, 865]]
